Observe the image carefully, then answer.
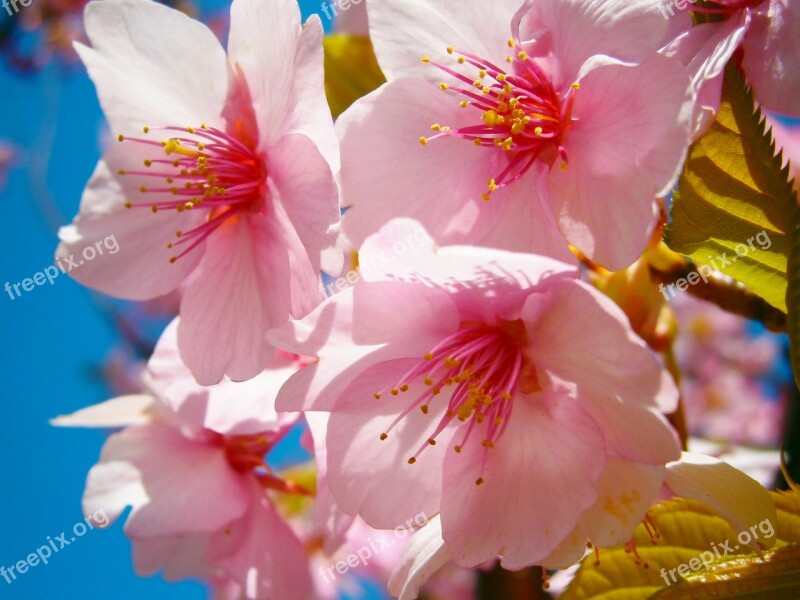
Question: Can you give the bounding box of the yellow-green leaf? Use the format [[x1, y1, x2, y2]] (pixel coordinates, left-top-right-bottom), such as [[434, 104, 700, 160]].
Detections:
[[664, 65, 795, 312], [561, 492, 800, 600], [323, 34, 386, 119]]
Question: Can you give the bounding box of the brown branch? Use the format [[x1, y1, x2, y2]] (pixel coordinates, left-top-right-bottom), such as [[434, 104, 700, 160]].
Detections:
[[650, 261, 786, 333], [477, 565, 547, 600]]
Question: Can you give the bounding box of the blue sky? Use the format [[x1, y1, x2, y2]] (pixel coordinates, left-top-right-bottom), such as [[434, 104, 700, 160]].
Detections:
[[0, 1, 351, 598]]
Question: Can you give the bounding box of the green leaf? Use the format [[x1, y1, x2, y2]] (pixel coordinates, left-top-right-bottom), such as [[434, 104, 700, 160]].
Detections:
[[560, 492, 800, 600], [664, 65, 796, 312], [323, 34, 386, 119]]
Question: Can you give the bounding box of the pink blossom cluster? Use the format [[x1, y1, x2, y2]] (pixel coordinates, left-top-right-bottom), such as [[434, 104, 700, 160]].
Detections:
[[53, 0, 796, 597], [673, 294, 789, 447]]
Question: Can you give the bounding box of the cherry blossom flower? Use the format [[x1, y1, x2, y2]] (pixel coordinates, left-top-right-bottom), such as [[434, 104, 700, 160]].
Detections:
[[337, 0, 693, 270], [52, 322, 314, 598], [270, 219, 685, 569], [56, 0, 341, 384]]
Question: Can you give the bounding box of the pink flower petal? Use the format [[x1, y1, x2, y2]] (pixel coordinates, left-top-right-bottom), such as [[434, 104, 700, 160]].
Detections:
[[660, 12, 749, 139], [270, 281, 459, 411], [368, 0, 523, 83], [742, 0, 800, 117], [338, 78, 506, 250], [523, 279, 679, 413], [208, 483, 313, 600], [546, 55, 691, 269], [518, 0, 670, 85], [77, 0, 228, 135], [51, 395, 155, 429], [228, 0, 339, 169], [664, 452, 777, 547], [388, 515, 453, 600], [441, 392, 605, 569], [326, 379, 457, 528], [177, 208, 320, 384], [83, 423, 250, 538], [267, 133, 341, 276], [57, 144, 206, 300]]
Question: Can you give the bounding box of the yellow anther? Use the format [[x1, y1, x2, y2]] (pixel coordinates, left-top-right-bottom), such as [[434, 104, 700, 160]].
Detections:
[[187, 126, 195, 133], [143, 159, 152, 167], [506, 56, 513, 63], [478, 70, 487, 78], [117, 134, 124, 142], [488, 179, 498, 192], [421, 56, 430, 63], [439, 83, 449, 90], [419, 137, 428, 146], [482, 193, 491, 201], [142, 126, 150, 134], [424, 353, 434, 360], [497, 74, 507, 82], [508, 38, 516, 48], [423, 377, 434, 386], [474, 139, 482, 147], [459, 101, 468, 108], [483, 109, 500, 126], [534, 126, 543, 135], [518, 51, 528, 60], [457, 57, 465, 64], [482, 86, 492, 95], [571, 82, 581, 90], [431, 124, 442, 131], [446, 46, 454, 54]]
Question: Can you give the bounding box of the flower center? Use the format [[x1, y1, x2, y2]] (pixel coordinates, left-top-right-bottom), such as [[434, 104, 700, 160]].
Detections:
[[419, 40, 579, 201], [378, 320, 536, 486], [117, 124, 266, 263], [222, 432, 311, 496]]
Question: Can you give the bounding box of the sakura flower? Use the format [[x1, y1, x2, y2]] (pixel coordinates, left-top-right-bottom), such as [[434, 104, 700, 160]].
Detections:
[[52, 323, 314, 599], [271, 219, 685, 569], [57, 0, 341, 384], [337, 0, 693, 270]]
